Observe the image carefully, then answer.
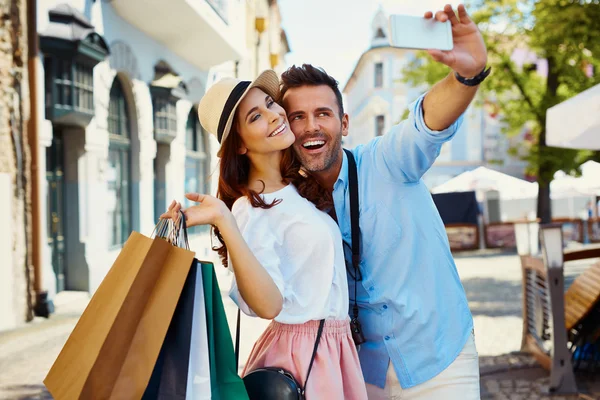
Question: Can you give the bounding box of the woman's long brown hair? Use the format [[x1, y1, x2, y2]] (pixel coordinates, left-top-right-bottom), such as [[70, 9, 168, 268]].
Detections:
[[212, 115, 333, 268]]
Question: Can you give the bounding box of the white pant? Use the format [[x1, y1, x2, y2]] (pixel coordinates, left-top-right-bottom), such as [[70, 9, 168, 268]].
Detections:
[[366, 333, 480, 400]]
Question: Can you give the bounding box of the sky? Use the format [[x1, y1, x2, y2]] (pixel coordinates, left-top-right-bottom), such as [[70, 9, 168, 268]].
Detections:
[[278, 0, 463, 88]]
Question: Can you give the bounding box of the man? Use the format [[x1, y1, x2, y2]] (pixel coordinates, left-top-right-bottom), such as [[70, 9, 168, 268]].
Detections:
[[280, 4, 487, 399]]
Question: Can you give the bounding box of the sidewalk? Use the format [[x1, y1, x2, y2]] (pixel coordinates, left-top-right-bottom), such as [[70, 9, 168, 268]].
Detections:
[[0, 292, 88, 399], [456, 251, 600, 400], [0, 254, 598, 399]]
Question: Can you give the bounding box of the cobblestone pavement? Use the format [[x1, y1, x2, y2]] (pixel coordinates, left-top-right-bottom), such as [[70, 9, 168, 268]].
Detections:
[[0, 292, 86, 399], [0, 250, 598, 399], [456, 250, 600, 400]]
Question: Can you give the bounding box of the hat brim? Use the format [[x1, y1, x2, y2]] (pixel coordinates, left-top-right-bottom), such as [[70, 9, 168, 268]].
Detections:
[[217, 69, 281, 157]]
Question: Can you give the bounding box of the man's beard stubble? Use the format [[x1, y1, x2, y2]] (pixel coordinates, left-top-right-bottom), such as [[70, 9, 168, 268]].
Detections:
[[293, 130, 343, 173]]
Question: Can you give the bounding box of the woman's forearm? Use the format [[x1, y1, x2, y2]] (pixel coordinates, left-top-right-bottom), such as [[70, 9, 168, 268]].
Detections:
[[216, 212, 284, 319]]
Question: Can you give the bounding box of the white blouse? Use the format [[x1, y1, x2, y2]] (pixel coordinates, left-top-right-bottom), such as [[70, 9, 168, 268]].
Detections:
[[228, 185, 349, 324]]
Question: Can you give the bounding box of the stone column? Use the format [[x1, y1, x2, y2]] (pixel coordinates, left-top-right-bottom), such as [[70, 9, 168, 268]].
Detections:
[[132, 79, 156, 235], [38, 118, 57, 298]]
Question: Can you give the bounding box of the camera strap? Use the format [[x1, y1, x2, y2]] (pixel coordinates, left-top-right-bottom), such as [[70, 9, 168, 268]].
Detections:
[[343, 149, 361, 322]]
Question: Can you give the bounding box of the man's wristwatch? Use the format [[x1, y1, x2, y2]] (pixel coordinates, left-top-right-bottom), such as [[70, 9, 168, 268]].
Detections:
[[454, 66, 492, 87]]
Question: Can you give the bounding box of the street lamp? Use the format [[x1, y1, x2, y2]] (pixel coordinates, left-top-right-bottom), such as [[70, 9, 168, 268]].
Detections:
[[255, 16, 266, 77]]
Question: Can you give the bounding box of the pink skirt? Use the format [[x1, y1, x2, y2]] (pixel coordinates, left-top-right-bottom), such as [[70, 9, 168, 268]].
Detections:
[[242, 319, 368, 400]]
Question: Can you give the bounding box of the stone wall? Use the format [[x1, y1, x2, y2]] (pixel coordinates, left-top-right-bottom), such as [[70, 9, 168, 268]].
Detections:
[[0, 0, 33, 331]]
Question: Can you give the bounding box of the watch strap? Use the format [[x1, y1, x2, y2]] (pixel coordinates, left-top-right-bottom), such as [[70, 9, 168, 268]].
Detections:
[[455, 66, 491, 87]]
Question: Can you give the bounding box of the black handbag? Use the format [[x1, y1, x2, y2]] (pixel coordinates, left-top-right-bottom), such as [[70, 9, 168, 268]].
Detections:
[[235, 310, 325, 399]]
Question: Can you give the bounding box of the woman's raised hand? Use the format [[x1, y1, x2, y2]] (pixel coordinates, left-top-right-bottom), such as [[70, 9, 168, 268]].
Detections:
[[160, 194, 231, 228], [159, 200, 179, 221]]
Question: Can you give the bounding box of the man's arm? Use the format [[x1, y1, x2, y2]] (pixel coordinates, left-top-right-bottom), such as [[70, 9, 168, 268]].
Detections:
[[373, 94, 462, 183], [422, 73, 478, 131], [421, 4, 488, 131], [371, 4, 488, 182]]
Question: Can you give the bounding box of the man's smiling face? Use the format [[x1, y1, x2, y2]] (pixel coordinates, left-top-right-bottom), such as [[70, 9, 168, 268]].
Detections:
[[282, 85, 349, 174]]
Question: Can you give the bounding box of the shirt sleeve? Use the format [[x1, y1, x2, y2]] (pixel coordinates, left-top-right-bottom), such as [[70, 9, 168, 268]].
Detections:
[[228, 199, 285, 317], [372, 94, 464, 183]]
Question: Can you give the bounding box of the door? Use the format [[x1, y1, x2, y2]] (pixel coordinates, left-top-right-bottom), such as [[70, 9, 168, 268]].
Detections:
[[47, 130, 66, 292]]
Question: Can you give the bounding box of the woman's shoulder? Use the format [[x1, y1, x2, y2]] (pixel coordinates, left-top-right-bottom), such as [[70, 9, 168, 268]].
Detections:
[[231, 186, 308, 225], [231, 195, 252, 217]]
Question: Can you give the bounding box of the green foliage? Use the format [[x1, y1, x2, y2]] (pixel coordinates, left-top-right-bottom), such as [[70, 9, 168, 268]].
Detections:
[[402, 0, 600, 185]]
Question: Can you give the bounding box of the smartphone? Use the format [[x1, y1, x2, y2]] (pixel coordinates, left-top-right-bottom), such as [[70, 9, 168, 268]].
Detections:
[[388, 14, 453, 51]]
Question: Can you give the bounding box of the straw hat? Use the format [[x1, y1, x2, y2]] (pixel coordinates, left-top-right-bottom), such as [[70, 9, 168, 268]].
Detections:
[[198, 69, 280, 156]]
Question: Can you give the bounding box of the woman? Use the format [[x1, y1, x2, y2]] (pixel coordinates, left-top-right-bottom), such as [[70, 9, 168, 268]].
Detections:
[[165, 70, 367, 399]]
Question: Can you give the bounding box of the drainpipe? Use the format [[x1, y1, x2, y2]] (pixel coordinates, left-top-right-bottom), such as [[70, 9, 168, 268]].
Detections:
[[27, 0, 52, 317]]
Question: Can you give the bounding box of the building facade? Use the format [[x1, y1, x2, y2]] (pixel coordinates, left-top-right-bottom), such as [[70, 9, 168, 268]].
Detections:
[[0, 0, 289, 332], [342, 8, 526, 189], [0, 0, 34, 332]]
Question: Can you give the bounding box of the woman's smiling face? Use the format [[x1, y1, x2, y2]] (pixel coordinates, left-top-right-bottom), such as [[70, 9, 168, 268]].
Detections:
[[235, 87, 295, 156]]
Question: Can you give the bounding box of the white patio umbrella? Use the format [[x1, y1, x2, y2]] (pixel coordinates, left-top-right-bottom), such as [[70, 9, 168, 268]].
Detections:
[[431, 166, 538, 200], [577, 160, 600, 195], [546, 84, 600, 150], [549, 170, 590, 198]]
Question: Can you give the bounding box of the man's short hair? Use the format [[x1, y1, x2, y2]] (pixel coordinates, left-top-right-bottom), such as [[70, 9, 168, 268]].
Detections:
[[280, 64, 344, 118]]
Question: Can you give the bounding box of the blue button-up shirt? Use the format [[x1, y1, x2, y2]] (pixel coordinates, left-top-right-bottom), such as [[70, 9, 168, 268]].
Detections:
[[334, 95, 473, 389]]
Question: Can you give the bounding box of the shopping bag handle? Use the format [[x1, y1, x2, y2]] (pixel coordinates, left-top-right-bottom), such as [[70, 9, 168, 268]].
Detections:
[[151, 211, 190, 250], [176, 210, 190, 250], [152, 217, 174, 240]]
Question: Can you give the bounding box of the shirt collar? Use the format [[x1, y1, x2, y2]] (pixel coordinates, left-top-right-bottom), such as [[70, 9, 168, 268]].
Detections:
[[334, 149, 349, 191]]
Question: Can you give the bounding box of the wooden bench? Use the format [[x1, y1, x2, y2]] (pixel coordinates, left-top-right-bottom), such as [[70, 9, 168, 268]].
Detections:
[[444, 223, 480, 252], [484, 221, 516, 249], [520, 245, 600, 393], [564, 258, 600, 331]]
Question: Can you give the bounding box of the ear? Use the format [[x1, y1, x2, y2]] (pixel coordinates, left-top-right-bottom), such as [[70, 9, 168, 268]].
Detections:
[[238, 146, 247, 155], [341, 113, 350, 137]]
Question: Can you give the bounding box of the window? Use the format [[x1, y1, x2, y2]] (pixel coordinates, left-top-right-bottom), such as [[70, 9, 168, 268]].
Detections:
[[39, 6, 109, 127], [55, 59, 73, 110], [375, 115, 385, 137], [73, 62, 94, 113], [43, 56, 96, 123], [375, 28, 386, 39], [150, 62, 186, 144], [184, 108, 210, 234], [107, 78, 132, 247], [374, 62, 383, 88], [153, 96, 178, 141]]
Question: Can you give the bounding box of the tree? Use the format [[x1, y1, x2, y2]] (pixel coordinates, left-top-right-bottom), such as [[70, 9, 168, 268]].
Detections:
[[402, 0, 600, 223]]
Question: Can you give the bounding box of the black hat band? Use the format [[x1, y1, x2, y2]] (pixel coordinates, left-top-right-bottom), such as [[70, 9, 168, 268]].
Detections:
[[217, 81, 251, 143]]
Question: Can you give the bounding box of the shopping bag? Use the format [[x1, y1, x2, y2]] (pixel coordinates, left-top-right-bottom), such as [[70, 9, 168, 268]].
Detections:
[[44, 231, 195, 400], [201, 261, 249, 400], [142, 260, 211, 400], [143, 259, 248, 400], [185, 260, 212, 399]]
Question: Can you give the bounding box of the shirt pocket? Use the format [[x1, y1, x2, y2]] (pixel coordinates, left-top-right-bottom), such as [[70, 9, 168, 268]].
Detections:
[[360, 205, 402, 259]]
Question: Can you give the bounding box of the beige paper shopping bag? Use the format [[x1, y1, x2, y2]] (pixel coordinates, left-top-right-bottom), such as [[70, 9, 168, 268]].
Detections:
[[44, 231, 195, 400]]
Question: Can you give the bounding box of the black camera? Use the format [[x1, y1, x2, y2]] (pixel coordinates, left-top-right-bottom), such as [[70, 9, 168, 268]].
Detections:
[[350, 317, 366, 346]]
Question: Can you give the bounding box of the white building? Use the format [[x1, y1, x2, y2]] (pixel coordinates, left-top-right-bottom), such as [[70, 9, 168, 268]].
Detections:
[[342, 8, 526, 189], [0, 0, 290, 331]]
